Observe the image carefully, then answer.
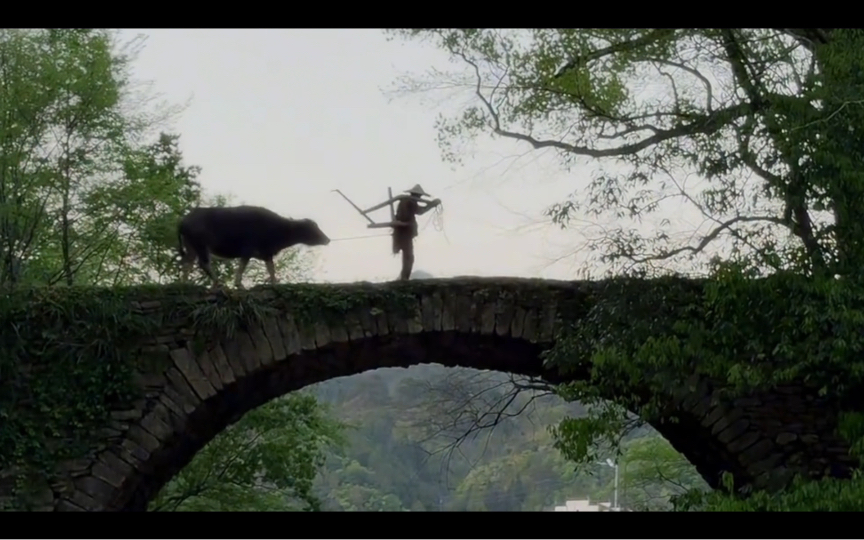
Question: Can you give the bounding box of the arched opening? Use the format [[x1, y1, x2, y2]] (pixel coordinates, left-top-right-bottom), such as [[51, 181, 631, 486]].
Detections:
[[67, 329, 747, 511]]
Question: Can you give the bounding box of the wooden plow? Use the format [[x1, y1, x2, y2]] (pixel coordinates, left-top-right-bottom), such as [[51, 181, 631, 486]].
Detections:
[[331, 187, 404, 229]]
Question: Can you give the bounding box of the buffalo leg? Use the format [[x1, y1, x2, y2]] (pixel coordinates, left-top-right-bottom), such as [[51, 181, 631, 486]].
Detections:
[[179, 237, 198, 283], [180, 260, 194, 283], [234, 257, 250, 288], [265, 258, 277, 284], [196, 250, 222, 289]]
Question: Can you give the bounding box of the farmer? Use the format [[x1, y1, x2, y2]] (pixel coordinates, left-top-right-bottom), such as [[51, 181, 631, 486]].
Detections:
[[391, 184, 440, 280]]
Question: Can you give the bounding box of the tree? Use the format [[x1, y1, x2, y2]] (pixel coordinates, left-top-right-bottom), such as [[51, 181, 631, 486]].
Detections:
[[0, 29, 181, 289], [612, 434, 708, 511], [387, 29, 863, 279], [386, 29, 864, 504], [150, 392, 345, 512], [0, 28, 338, 511]]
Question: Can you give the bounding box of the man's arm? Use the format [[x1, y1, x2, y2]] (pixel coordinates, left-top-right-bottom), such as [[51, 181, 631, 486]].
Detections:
[[362, 194, 412, 214], [416, 198, 441, 216]]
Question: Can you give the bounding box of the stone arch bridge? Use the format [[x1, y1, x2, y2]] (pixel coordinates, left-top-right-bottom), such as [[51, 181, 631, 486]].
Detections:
[[0, 277, 855, 511]]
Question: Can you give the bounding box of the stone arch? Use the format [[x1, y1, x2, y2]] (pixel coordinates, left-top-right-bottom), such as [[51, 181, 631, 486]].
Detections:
[[13, 278, 854, 511]]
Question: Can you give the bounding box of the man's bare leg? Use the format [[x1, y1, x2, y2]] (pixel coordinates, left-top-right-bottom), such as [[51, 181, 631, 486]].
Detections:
[[265, 258, 278, 285], [234, 257, 250, 288], [400, 241, 414, 280]]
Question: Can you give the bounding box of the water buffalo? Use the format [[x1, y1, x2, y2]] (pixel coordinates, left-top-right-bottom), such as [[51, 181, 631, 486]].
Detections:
[[177, 205, 330, 288]]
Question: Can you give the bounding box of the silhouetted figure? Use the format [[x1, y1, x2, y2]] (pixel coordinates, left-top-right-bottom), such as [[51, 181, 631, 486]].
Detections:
[[390, 185, 440, 280]]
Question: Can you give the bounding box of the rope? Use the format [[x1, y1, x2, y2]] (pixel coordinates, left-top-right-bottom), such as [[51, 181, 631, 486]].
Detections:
[[429, 201, 449, 244], [329, 233, 390, 242], [431, 202, 444, 232]]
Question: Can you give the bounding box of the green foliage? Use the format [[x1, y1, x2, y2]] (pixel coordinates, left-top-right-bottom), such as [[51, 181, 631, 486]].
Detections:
[[269, 281, 421, 326], [150, 393, 345, 512], [0, 287, 158, 507], [387, 29, 864, 280], [616, 435, 709, 511], [0, 29, 183, 290], [310, 366, 707, 511], [0, 284, 284, 507], [0, 28, 342, 512], [384, 31, 864, 498], [542, 269, 864, 465], [677, 473, 864, 511], [386, 31, 864, 488]]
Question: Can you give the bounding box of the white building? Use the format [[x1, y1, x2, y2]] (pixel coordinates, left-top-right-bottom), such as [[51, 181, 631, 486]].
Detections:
[[552, 498, 622, 512]]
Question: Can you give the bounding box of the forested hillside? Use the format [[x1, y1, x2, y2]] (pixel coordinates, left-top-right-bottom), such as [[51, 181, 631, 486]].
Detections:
[[308, 365, 709, 511]]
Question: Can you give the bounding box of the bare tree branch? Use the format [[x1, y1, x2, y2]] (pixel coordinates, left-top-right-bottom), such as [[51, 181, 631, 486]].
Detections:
[[458, 51, 755, 160], [553, 29, 679, 79]]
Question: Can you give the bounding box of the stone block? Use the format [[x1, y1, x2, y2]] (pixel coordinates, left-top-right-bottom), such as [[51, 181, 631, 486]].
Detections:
[[55, 499, 86, 512], [165, 367, 202, 409], [73, 476, 115, 505], [110, 409, 142, 422], [249, 321, 276, 366], [69, 489, 102, 511], [162, 383, 196, 416], [297, 321, 318, 351], [90, 461, 126, 489], [420, 293, 442, 333], [194, 349, 224, 392], [138, 404, 175, 443], [728, 431, 761, 454], [209, 344, 236, 386], [328, 319, 351, 344], [738, 438, 774, 465], [117, 442, 148, 471], [494, 296, 515, 337], [711, 408, 745, 435], [521, 309, 539, 343], [221, 336, 248, 377], [157, 395, 188, 430], [440, 292, 457, 332], [405, 303, 424, 334], [170, 347, 216, 401], [537, 300, 558, 341], [126, 425, 160, 453], [372, 307, 390, 336], [479, 300, 497, 335], [343, 310, 365, 341], [235, 329, 262, 373], [469, 291, 487, 333], [453, 293, 473, 333], [732, 397, 761, 408], [749, 452, 784, 474], [390, 309, 409, 335], [313, 321, 332, 349], [97, 451, 136, 479], [62, 458, 92, 476], [717, 418, 750, 445], [278, 313, 303, 354], [355, 307, 376, 337], [261, 316, 287, 361], [509, 307, 527, 339], [775, 432, 798, 445], [690, 396, 712, 419]]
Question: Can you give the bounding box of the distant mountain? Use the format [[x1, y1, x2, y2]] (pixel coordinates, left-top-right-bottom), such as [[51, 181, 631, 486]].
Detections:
[[410, 269, 433, 280]]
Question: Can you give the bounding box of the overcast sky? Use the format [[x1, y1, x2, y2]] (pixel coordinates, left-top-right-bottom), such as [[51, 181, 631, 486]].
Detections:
[[122, 29, 612, 283]]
